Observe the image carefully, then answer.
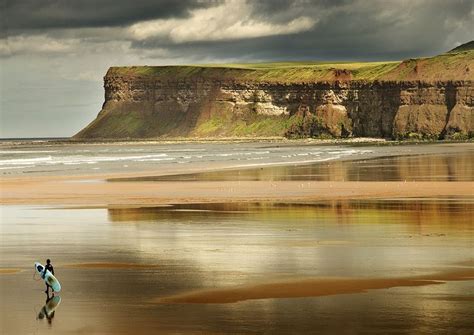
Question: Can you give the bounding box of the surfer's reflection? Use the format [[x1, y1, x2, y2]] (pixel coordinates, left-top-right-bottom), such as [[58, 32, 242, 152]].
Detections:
[[37, 293, 61, 325]]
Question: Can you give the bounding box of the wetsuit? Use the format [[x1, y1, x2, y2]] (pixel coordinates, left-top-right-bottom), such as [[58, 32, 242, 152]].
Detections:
[[43, 263, 54, 292]]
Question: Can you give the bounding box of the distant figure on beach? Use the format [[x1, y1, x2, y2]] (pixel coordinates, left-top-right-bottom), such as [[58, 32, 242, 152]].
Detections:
[[42, 259, 55, 293]]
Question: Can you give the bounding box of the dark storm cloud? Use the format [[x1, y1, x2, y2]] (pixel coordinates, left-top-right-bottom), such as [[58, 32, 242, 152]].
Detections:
[[131, 0, 474, 61], [248, 0, 350, 22], [2, 0, 214, 33], [2, 0, 472, 60]]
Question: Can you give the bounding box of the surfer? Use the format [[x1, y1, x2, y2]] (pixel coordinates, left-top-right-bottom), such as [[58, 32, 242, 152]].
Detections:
[[42, 259, 55, 294]]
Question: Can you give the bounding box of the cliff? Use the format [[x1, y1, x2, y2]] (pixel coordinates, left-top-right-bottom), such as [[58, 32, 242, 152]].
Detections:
[[75, 42, 474, 140]]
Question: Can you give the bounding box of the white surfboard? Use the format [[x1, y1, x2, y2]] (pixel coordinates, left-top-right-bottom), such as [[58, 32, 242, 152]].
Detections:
[[35, 262, 61, 292]]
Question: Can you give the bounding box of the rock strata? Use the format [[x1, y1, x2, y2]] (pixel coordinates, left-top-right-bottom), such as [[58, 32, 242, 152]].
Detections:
[[75, 74, 473, 139]]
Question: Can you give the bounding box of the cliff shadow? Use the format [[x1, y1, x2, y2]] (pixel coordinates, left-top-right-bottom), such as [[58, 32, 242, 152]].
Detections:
[[440, 82, 458, 139], [348, 83, 402, 138]]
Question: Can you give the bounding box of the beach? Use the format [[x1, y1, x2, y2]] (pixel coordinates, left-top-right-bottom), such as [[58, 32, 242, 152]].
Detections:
[[1, 141, 472, 206], [1, 178, 473, 206], [0, 141, 473, 334], [3, 2, 473, 334]]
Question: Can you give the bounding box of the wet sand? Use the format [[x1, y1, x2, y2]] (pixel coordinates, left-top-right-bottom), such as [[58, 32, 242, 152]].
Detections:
[[1, 143, 473, 334], [0, 268, 22, 275], [2, 146, 472, 206], [156, 269, 474, 304], [1, 199, 473, 334], [1, 178, 473, 206], [62, 262, 161, 269]]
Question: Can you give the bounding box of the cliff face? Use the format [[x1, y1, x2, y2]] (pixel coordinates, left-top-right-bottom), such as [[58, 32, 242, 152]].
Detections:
[[75, 77, 473, 139], [75, 46, 474, 139]]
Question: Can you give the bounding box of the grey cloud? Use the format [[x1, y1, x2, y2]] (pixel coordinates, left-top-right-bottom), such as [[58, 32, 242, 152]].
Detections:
[[131, 0, 474, 61], [247, 0, 350, 23], [2, 0, 472, 60], [2, 0, 215, 34]]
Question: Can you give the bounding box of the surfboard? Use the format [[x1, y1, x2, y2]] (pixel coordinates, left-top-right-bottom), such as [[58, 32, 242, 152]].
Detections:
[[35, 262, 61, 292]]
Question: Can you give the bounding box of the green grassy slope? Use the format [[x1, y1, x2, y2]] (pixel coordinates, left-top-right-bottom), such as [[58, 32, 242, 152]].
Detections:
[[108, 60, 401, 82], [381, 48, 473, 81], [109, 41, 473, 82], [449, 41, 474, 53]]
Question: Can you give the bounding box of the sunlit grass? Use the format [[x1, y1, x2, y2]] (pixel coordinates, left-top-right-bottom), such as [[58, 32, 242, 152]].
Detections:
[[109, 49, 473, 82]]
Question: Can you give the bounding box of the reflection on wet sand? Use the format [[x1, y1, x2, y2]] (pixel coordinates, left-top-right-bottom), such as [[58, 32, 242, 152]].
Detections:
[[1, 197, 473, 334], [156, 269, 474, 304], [37, 295, 61, 325], [63, 262, 161, 269], [115, 151, 473, 182], [108, 199, 474, 229]]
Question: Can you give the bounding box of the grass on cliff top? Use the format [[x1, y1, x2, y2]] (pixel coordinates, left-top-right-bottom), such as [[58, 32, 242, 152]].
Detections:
[[449, 41, 474, 53], [381, 49, 474, 81], [108, 46, 474, 82], [109, 61, 401, 81]]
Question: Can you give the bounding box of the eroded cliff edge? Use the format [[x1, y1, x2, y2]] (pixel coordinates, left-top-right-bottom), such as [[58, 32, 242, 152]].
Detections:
[[75, 45, 474, 140]]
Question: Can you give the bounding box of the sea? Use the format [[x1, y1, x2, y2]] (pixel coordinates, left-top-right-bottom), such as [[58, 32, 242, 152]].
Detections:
[[0, 139, 377, 176], [1, 139, 471, 178]]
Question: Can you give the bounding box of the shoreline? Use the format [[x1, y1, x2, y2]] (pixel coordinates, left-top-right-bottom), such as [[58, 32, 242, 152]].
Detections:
[[1, 136, 472, 147], [1, 142, 472, 207], [1, 142, 472, 182]]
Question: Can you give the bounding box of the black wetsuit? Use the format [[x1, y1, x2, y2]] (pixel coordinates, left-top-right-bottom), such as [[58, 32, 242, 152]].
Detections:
[[43, 263, 54, 292]]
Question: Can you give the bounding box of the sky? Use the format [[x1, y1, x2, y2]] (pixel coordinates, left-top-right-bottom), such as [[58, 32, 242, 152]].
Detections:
[[1, 0, 473, 138]]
